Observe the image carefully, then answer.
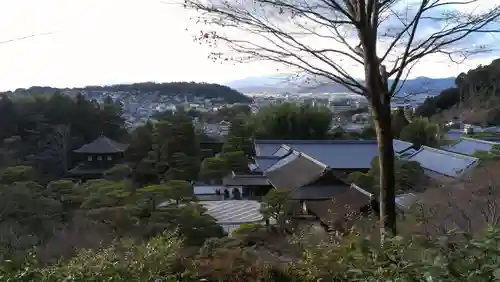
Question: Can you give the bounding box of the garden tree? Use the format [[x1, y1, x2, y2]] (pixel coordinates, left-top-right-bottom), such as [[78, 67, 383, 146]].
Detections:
[[199, 156, 229, 184], [185, 0, 500, 237], [46, 179, 85, 212], [136, 180, 192, 209], [415, 87, 460, 118], [400, 117, 441, 147], [104, 164, 133, 181], [250, 103, 332, 140], [260, 189, 291, 231], [80, 180, 131, 210], [0, 181, 63, 260], [126, 121, 154, 164], [133, 151, 162, 186], [0, 165, 37, 184], [222, 114, 254, 157], [348, 157, 425, 195], [221, 151, 249, 174], [145, 204, 224, 245], [153, 115, 201, 182], [391, 108, 409, 138], [167, 152, 198, 181], [32, 124, 71, 177]]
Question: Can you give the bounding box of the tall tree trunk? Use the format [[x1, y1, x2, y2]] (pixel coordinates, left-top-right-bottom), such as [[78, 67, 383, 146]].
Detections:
[[372, 102, 397, 239], [364, 50, 397, 240]]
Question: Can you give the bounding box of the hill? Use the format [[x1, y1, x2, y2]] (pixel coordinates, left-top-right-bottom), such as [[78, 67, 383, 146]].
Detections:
[[226, 75, 455, 96], [415, 58, 500, 125], [4, 82, 252, 104]]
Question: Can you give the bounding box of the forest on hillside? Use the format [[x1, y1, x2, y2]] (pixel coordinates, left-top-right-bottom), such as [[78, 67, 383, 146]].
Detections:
[[415, 58, 500, 126], [3, 81, 251, 104]]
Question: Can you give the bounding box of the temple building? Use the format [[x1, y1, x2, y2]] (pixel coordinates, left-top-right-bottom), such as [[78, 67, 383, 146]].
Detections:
[[68, 134, 129, 180]]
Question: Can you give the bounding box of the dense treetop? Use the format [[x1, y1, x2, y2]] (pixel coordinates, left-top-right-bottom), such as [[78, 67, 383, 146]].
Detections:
[[4, 81, 252, 104]]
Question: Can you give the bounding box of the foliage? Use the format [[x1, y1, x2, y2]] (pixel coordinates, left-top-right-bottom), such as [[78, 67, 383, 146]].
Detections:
[[199, 157, 229, 184], [0, 93, 127, 181], [153, 116, 201, 182], [46, 179, 85, 211], [472, 145, 500, 161], [348, 157, 425, 194], [251, 103, 332, 140], [0, 182, 63, 261], [222, 114, 254, 157], [0, 231, 184, 282], [261, 189, 290, 231], [400, 117, 441, 147], [0, 165, 37, 184], [80, 180, 130, 210], [415, 87, 460, 118], [104, 164, 132, 181], [391, 108, 410, 138], [221, 151, 250, 174]]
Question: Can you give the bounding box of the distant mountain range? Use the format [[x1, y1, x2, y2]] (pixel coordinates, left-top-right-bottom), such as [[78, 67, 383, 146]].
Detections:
[[225, 74, 456, 96]]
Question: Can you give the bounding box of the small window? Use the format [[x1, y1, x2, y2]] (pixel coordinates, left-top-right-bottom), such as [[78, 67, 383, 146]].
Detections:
[[97, 156, 103, 161], [87, 156, 93, 161], [107, 156, 112, 161]]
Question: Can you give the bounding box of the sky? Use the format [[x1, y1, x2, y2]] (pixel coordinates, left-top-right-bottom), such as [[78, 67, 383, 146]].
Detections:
[[0, 0, 498, 91]]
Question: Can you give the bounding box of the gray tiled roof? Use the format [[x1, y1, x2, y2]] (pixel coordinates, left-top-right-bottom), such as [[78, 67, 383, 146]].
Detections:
[[407, 146, 479, 178], [265, 151, 327, 191], [443, 137, 500, 156], [254, 140, 413, 170], [222, 173, 270, 186], [74, 135, 129, 154], [253, 156, 282, 172]]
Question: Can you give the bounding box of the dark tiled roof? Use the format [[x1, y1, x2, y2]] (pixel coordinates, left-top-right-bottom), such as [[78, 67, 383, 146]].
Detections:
[[265, 151, 327, 191], [74, 135, 129, 154], [289, 185, 350, 200], [442, 137, 500, 156], [222, 173, 270, 186], [306, 184, 373, 227], [254, 139, 413, 170]]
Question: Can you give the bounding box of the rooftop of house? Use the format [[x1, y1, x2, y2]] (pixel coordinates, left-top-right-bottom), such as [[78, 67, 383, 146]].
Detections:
[[222, 172, 270, 186], [264, 150, 328, 191], [406, 145, 479, 179], [442, 136, 500, 156], [253, 139, 414, 170], [74, 135, 129, 154], [304, 184, 373, 228]]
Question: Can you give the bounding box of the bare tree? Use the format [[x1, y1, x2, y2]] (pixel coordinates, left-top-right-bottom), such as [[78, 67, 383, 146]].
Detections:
[[415, 161, 500, 237], [182, 0, 500, 238]]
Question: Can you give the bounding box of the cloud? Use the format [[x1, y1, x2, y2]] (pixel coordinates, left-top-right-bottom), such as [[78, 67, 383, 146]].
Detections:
[[0, 0, 498, 90]]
